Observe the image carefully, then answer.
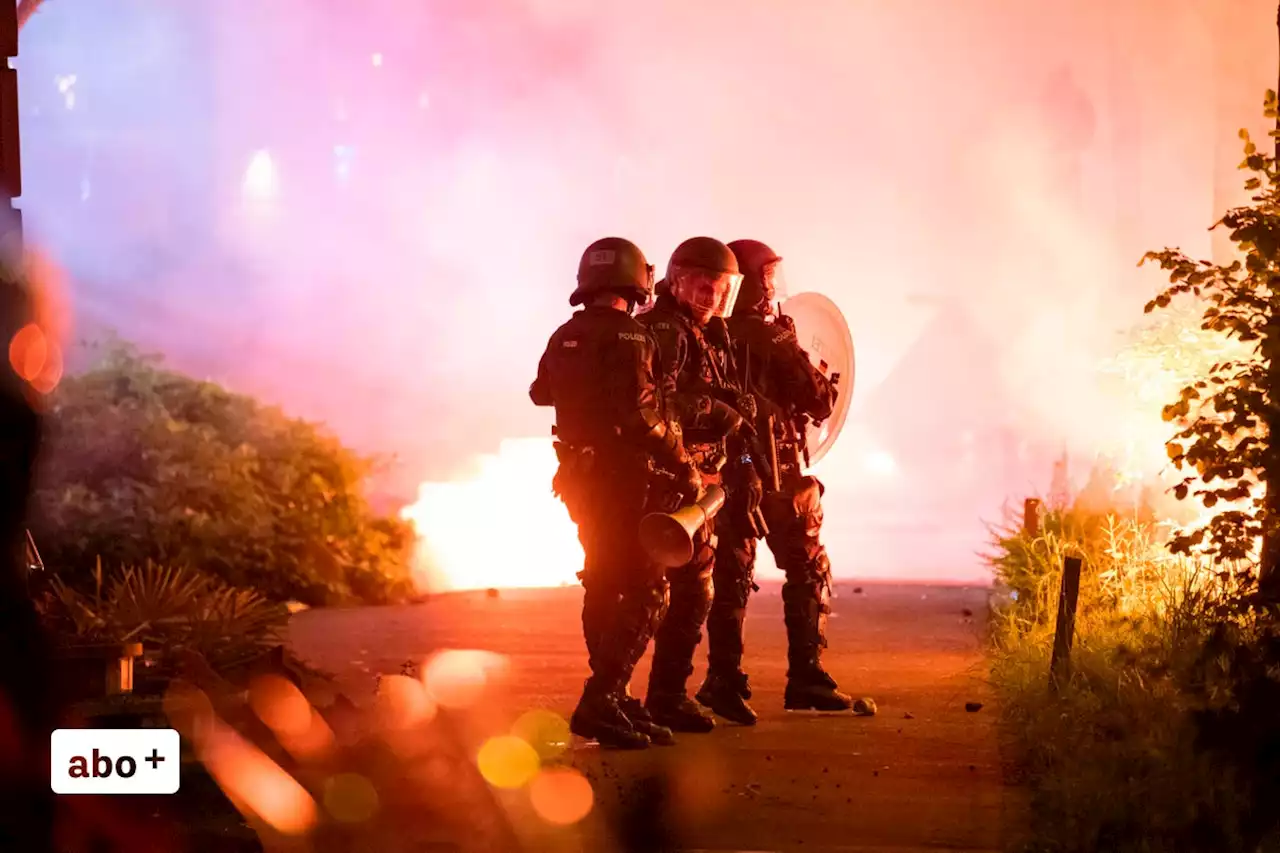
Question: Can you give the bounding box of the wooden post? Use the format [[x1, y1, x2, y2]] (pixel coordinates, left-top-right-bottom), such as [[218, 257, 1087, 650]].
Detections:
[[1023, 497, 1042, 536], [106, 643, 144, 695], [1049, 556, 1083, 692]]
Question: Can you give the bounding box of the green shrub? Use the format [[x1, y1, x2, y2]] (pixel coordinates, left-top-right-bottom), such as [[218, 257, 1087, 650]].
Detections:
[[29, 340, 416, 606]]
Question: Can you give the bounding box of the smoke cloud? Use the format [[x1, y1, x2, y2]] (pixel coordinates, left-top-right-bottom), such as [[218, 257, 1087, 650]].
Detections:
[[17, 0, 1280, 583]]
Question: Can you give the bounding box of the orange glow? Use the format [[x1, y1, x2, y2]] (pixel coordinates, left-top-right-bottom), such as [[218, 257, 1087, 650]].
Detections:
[[249, 674, 311, 737], [200, 717, 320, 836], [421, 649, 509, 709], [374, 673, 437, 730], [511, 709, 570, 760], [322, 773, 380, 823], [476, 735, 540, 789], [9, 323, 46, 381], [162, 679, 215, 740], [168, 682, 319, 836], [8, 322, 61, 394], [401, 438, 582, 592], [5, 245, 70, 397], [248, 674, 336, 760], [529, 767, 594, 825], [1101, 305, 1258, 542]]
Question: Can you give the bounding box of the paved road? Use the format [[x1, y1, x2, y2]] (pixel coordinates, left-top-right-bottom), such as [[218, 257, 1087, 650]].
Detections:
[[287, 581, 1022, 853]]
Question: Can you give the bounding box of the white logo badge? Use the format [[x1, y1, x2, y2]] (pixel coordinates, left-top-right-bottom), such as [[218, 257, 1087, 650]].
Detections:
[[51, 729, 182, 795]]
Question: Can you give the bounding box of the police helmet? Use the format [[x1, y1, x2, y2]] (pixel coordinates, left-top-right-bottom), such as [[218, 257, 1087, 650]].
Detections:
[[727, 239, 786, 316], [571, 237, 655, 307]]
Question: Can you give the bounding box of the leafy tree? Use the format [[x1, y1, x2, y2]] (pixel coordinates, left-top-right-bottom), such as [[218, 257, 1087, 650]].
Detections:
[[29, 340, 416, 605], [1141, 90, 1280, 598]]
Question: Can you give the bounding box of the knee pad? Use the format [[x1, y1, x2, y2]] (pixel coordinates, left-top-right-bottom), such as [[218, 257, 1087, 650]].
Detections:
[[672, 562, 713, 625], [712, 539, 756, 609], [783, 550, 832, 606]]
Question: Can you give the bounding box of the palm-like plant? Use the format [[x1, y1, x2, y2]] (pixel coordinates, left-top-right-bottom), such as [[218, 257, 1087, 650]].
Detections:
[[45, 559, 289, 673]]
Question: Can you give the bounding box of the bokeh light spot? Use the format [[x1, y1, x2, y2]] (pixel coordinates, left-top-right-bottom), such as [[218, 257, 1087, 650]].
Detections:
[[422, 650, 506, 708], [323, 773, 380, 823], [529, 767, 594, 825], [375, 673, 436, 729], [9, 323, 47, 382], [476, 735, 540, 789], [199, 716, 318, 835], [511, 709, 570, 760], [162, 680, 215, 743], [242, 149, 278, 200], [248, 674, 312, 738]]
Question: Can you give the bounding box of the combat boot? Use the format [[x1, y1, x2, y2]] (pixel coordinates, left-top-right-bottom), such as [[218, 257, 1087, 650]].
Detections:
[[784, 666, 854, 711], [645, 693, 716, 733], [619, 691, 676, 746], [783, 587, 854, 712], [570, 685, 650, 749], [695, 670, 757, 726]]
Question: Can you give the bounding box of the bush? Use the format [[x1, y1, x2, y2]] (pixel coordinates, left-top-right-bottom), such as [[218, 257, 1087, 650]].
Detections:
[[28, 340, 416, 606], [987, 497, 1262, 852]]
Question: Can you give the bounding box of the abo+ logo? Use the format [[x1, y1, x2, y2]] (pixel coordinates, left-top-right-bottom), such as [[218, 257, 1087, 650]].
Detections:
[[51, 729, 181, 795]]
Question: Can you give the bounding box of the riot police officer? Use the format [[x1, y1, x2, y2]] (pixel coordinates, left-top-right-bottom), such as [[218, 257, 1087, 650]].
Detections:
[[695, 239, 856, 725], [636, 237, 762, 733], [530, 237, 702, 749]]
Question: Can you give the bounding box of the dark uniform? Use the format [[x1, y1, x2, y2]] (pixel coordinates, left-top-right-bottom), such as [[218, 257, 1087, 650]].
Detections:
[[696, 239, 855, 724], [636, 237, 759, 733], [530, 237, 700, 750]]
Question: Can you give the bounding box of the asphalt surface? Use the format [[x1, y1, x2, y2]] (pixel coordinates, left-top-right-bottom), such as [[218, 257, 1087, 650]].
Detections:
[[287, 581, 1023, 853]]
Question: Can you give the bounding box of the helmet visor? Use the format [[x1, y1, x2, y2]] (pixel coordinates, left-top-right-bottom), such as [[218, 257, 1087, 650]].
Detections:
[[714, 270, 745, 318], [673, 267, 745, 321], [761, 258, 788, 305]]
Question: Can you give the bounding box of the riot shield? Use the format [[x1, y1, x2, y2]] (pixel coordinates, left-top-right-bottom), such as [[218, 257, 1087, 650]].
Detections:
[[777, 291, 855, 466]]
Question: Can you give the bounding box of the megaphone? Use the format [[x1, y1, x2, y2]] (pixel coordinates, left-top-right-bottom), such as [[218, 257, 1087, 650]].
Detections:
[[639, 485, 727, 568]]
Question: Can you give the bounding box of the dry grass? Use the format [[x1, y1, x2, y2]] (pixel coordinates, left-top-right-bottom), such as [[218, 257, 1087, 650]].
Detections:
[[986, 500, 1257, 852]]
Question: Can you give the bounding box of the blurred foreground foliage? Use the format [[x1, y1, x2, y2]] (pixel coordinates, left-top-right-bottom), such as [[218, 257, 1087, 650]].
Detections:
[[988, 495, 1280, 852], [41, 559, 289, 672], [29, 340, 416, 606]]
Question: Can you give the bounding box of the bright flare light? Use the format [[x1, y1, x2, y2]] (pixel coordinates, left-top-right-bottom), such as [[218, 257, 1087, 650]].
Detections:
[[401, 438, 582, 592], [864, 449, 897, 476], [243, 150, 279, 200]]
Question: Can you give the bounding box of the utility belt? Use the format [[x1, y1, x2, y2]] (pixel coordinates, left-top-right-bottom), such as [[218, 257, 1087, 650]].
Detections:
[[552, 439, 641, 481], [552, 438, 681, 518]]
